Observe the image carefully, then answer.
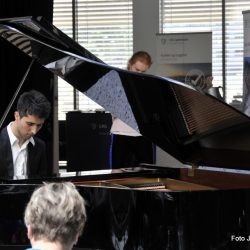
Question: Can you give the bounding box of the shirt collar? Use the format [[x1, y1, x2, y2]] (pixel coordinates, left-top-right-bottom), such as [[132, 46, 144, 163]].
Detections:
[[7, 122, 35, 146]]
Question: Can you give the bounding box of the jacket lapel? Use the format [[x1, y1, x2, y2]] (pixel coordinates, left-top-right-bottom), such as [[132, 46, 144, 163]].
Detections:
[[0, 127, 14, 177]]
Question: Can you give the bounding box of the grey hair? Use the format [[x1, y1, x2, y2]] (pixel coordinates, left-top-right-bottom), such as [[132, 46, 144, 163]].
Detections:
[[24, 182, 87, 246]]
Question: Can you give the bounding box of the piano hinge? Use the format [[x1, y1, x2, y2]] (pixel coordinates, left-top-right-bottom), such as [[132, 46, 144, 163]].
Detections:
[[187, 163, 198, 177]]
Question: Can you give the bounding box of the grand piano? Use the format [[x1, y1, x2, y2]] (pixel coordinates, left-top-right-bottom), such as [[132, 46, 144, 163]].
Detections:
[[1, 16, 250, 250]]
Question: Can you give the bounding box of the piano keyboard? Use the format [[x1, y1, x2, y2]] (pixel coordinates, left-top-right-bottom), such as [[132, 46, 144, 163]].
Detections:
[[125, 182, 166, 190]]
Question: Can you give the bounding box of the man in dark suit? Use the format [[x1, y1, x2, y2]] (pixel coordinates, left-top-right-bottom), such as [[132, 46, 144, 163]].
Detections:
[[0, 90, 51, 179]]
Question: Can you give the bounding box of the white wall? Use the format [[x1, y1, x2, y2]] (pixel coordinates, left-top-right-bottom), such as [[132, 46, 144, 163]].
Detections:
[[133, 0, 159, 75], [133, 0, 184, 168]]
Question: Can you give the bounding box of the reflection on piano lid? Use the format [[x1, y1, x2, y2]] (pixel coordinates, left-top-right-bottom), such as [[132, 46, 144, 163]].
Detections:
[[1, 16, 250, 170]]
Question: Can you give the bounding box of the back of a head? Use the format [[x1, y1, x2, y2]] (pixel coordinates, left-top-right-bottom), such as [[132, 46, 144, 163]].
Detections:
[[17, 90, 51, 119], [24, 182, 87, 247]]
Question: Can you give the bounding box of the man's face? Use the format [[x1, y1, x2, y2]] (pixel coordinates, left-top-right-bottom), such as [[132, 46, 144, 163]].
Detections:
[[129, 60, 149, 73], [14, 111, 45, 141]]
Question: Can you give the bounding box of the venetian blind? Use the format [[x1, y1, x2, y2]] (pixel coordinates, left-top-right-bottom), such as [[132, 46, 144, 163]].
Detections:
[[160, 0, 250, 107], [53, 0, 133, 120], [225, 1, 250, 106]]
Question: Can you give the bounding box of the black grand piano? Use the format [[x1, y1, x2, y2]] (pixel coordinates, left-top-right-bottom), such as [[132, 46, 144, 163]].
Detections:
[[1, 16, 250, 250]]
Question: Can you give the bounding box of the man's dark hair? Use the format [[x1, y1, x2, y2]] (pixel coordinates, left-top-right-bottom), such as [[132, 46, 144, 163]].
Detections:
[[17, 90, 51, 119]]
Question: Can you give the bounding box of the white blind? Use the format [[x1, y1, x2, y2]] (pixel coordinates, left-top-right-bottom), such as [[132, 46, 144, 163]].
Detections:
[[53, 0, 133, 120], [160, 0, 250, 107], [53, 0, 74, 120], [225, 1, 249, 104]]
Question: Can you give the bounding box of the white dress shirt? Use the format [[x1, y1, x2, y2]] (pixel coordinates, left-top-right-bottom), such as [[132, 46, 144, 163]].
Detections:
[[7, 122, 35, 179]]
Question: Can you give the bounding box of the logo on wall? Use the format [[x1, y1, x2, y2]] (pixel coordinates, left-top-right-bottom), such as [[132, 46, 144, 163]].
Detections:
[[185, 69, 205, 90], [161, 38, 167, 45]]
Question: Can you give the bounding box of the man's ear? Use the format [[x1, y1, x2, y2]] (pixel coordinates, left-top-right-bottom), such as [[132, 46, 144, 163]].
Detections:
[[27, 225, 32, 239], [14, 111, 20, 121]]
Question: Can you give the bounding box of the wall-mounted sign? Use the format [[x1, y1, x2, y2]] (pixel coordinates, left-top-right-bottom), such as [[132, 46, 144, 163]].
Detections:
[[156, 32, 212, 92]]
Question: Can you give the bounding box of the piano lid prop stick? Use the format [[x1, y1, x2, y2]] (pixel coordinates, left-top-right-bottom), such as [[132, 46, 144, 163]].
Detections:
[[0, 57, 36, 130]]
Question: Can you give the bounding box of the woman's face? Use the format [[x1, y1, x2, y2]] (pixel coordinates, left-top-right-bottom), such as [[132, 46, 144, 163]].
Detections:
[[128, 60, 149, 73]]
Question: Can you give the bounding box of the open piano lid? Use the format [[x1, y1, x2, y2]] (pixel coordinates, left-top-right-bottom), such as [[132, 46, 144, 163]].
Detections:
[[0, 16, 250, 171]]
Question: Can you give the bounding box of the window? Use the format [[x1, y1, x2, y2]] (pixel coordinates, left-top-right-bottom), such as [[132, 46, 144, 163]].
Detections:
[[53, 0, 133, 120], [225, 1, 249, 104], [160, 0, 250, 107]]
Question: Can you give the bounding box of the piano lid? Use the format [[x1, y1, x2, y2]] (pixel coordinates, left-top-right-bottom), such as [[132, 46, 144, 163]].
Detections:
[[1, 16, 250, 170]]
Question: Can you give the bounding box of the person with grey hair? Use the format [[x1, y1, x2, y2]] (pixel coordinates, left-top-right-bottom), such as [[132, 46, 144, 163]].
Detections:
[[0, 89, 51, 179], [24, 182, 87, 250]]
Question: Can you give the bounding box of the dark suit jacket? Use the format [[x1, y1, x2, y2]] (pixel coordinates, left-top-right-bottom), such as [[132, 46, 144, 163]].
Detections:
[[0, 127, 48, 179]]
